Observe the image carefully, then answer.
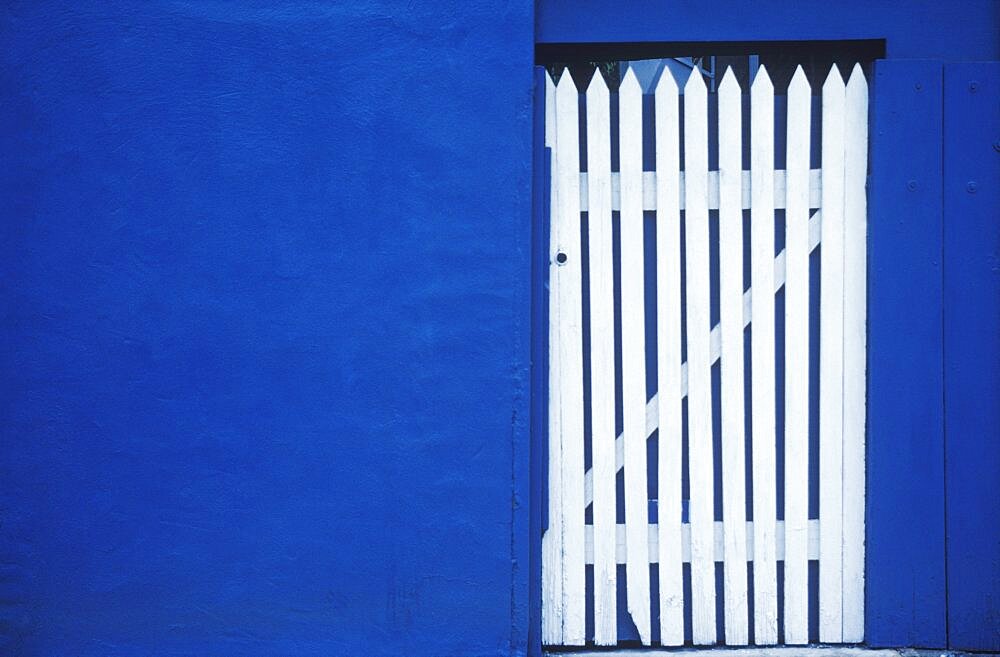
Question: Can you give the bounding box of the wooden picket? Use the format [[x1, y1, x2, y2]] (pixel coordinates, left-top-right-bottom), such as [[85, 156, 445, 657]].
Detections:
[[717, 68, 749, 646], [684, 67, 717, 646], [619, 69, 653, 646], [545, 71, 586, 647], [750, 66, 779, 646], [819, 66, 846, 644], [842, 63, 869, 644], [654, 67, 685, 648], [783, 65, 812, 646], [541, 72, 561, 647], [585, 70, 617, 647], [542, 63, 868, 647]]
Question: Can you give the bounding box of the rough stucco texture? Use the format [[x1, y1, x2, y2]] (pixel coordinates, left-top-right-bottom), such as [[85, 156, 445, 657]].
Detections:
[[0, 2, 534, 655]]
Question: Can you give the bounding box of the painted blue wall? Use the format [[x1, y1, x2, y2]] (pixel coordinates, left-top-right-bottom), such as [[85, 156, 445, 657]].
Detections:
[[537, 0, 999, 62], [3, 2, 999, 655], [1, 2, 533, 655]]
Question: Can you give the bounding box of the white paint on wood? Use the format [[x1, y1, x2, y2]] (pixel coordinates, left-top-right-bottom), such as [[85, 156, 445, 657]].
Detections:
[[619, 68, 652, 646], [583, 519, 823, 564], [750, 65, 778, 646], [582, 209, 824, 509], [577, 169, 823, 212], [541, 71, 563, 647], [585, 71, 618, 647], [683, 69, 717, 646], [718, 68, 749, 646], [842, 64, 868, 644], [819, 65, 846, 644], [783, 65, 812, 647], [557, 645, 896, 657], [654, 68, 685, 648], [554, 71, 586, 646], [546, 63, 868, 648]]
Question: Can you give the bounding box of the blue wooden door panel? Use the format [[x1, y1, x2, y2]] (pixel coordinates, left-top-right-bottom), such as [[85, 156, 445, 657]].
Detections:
[[867, 59, 948, 649], [529, 65, 552, 657], [943, 61, 1000, 653]]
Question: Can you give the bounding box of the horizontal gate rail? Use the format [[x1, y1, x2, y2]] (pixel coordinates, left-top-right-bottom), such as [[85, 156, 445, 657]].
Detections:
[[576, 170, 823, 211], [583, 519, 822, 564]]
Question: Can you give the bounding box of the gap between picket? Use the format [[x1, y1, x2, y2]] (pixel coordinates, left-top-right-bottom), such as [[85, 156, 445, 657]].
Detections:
[[582, 208, 822, 507]]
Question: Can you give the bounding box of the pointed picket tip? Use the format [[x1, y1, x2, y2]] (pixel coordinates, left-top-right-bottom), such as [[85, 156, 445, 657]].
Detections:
[[718, 66, 740, 95], [620, 66, 642, 96], [751, 64, 773, 96], [684, 68, 706, 99], [587, 68, 610, 98], [549, 66, 570, 88], [789, 65, 809, 94], [653, 65, 678, 97], [555, 70, 580, 116], [546, 70, 557, 97], [684, 67, 706, 91], [556, 68, 577, 94], [846, 63, 868, 96], [823, 64, 846, 91]]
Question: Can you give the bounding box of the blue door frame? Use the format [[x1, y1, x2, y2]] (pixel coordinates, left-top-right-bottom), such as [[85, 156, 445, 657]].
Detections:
[[851, 59, 999, 651], [527, 58, 999, 653], [940, 62, 1000, 652], [867, 59, 948, 648]]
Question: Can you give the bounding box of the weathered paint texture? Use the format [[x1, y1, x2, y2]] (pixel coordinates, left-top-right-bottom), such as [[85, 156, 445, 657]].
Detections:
[[0, 2, 533, 656]]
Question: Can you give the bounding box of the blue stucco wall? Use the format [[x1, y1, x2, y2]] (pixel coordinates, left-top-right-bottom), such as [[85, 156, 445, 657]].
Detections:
[[1, 3, 534, 655], [3, 1, 999, 655]]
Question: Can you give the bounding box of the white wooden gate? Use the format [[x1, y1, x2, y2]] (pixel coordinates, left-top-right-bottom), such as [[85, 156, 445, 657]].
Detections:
[[542, 64, 868, 647]]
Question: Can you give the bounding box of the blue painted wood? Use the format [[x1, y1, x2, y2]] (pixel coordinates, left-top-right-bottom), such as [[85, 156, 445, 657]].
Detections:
[[536, 0, 999, 63], [867, 59, 947, 649], [943, 62, 1000, 653], [528, 66, 551, 657]]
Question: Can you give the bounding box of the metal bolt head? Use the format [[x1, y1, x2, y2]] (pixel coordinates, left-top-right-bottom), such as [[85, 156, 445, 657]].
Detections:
[[967, 181, 978, 193], [907, 180, 918, 192], [993, 139, 1000, 153], [970, 81, 980, 92], [914, 82, 922, 91]]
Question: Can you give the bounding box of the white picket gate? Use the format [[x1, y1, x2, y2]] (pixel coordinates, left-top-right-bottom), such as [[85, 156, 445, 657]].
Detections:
[[542, 64, 868, 647]]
